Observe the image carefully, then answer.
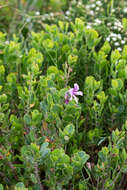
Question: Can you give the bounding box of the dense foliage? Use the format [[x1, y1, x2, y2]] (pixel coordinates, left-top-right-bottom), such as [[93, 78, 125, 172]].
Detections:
[[0, 0, 127, 190]]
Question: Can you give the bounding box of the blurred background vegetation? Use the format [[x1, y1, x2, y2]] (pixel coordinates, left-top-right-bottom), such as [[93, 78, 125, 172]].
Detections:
[[0, 0, 127, 53], [0, 0, 126, 38], [0, 0, 68, 37]]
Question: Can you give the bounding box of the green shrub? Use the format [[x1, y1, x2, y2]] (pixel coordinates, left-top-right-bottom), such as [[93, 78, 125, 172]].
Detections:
[[0, 18, 127, 189]]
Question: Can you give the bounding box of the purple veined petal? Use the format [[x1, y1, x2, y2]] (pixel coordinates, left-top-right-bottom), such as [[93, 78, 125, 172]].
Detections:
[[65, 99, 69, 104], [74, 91, 83, 96], [68, 88, 74, 101], [68, 88, 74, 96], [64, 94, 70, 104], [64, 83, 82, 104], [74, 83, 79, 91], [73, 95, 78, 103], [64, 90, 72, 104]]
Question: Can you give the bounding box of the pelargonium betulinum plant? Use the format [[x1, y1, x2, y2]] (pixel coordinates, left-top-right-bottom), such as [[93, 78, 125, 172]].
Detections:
[[64, 83, 83, 104]]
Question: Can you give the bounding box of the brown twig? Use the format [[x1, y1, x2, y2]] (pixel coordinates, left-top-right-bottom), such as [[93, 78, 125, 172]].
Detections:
[[34, 162, 43, 190]]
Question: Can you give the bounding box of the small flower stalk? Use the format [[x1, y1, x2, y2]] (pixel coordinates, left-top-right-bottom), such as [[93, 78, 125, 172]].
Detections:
[[64, 83, 83, 104]]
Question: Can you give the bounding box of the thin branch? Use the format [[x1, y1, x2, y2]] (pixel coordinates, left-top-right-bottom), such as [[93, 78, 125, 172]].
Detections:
[[34, 162, 43, 190]]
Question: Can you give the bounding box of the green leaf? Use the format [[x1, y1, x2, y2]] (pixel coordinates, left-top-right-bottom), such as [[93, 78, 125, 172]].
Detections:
[[68, 55, 78, 66], [0, 86, 2, 91], [33, 184, 41, 190], [47, 66, 59, 75], [85, 28, 100, 49], [0, 184, 4, 190], [43, 39, 54, 49], [121, 165, 127, 173], [63, 123, 75, 139], [32, 110, 42, 125], [7, 73, 17, 84], [122, 45, 127, 60], [98, 147, 109, 162], [24, 114, 31, 125], [0, 32, 6, 41], [85, 76, 101, 91], [71, 151, 90, 173], [58, 21, 64, 31], [0, 94, 7, 103], [30, 173, 37, 184], [75, 18, 84, 31], [121, 148, 127, 161], [40, 142, 51, 162], [111, 49, 121, 63], [100, 41, 111, 54], [111, 79, 123, 91], [51, 148, 70, 163], [0, 65, 5, 74], [125, 66, 127, 79], [0, 113, 5, 122], [15, 183, 25, 188], [122, 18, 127, 31], [96, 91, 108, 104]]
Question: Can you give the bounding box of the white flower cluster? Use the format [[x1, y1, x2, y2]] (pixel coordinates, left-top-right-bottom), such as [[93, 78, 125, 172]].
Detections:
[[106, 19, 126, 51], [65, 0, 86, 21], [94, 18, 102, 25], [107, 20, 123, 32], [85, 0, 104, 17]]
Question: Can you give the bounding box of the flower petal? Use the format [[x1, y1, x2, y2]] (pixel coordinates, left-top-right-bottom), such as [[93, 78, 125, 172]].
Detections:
[[70, 88, 74, 93], [65, 99, 69, 104], [73, 95, 78, 103], [74, 83, 79, 91], [64, 91, 71, 104], [68, 88, 74, 97], [75, 91, 83, 96]]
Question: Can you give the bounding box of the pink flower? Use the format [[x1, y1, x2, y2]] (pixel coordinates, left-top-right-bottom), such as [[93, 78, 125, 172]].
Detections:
[[64, 83, 83, 104]]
